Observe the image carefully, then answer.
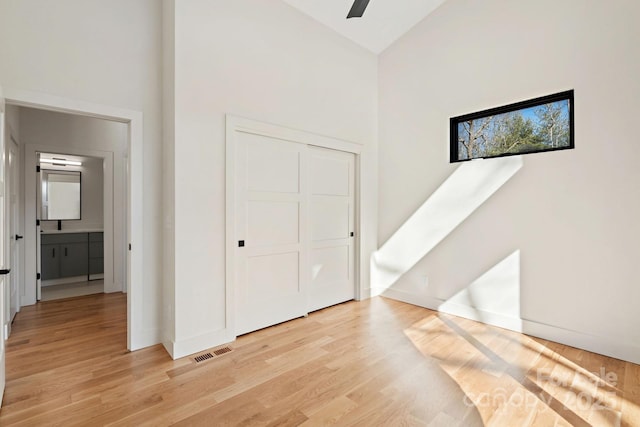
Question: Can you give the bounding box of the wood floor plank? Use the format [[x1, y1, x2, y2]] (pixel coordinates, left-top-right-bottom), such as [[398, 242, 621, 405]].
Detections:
[[1, 293, 638, 426]]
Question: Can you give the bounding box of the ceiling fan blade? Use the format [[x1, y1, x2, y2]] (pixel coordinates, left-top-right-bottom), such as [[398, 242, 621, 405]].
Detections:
[[347, 0, 371, 19]]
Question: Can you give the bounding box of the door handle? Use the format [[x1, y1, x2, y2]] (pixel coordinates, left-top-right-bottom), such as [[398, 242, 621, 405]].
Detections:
[[15, 234, 23, 240], [0, 269, 10, 275]]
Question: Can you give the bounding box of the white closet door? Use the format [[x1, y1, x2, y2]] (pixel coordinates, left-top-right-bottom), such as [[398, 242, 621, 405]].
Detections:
[[235, 132, 308, 335], [307, 146, 355, 312]]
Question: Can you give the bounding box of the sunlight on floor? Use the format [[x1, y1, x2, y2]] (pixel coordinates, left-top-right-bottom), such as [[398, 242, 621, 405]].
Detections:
[[404, 313, 639, 426]]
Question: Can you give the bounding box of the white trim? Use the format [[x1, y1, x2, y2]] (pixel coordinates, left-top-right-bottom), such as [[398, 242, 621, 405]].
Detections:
[[380, 287, 640, 365], [166, 328, 235, 360], [0, 85, 6, 407], [226, 114, 364, 341], [5, 89, 136, 124], [377, 287, 442, 312], [380, 287, 522, 332], [521, 320, 640, 365], [134, 327, 163, 350], [224, 118, 236, 338], [4, 88, 145, 351], [128, 113, 144, 350], [227, 115, 364, 154], [353, 154, 363, 300]]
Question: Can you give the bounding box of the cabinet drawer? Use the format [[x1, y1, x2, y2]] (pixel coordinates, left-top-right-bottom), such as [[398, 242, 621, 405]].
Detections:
[[89, 232, 104, 243], [42, 233, 88, 245]]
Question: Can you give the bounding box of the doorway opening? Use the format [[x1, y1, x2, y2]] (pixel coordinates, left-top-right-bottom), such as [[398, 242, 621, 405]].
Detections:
[[4, 89, 144, 351], [36, 151, 111, 302], [21, 110, 124, 310]]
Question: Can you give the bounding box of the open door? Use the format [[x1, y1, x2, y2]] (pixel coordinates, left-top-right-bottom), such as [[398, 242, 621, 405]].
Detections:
[[4, 118, 20, 337], [9, 137, 21, 320], [35, 155, 41, 301], [0, 85, 8, 405]]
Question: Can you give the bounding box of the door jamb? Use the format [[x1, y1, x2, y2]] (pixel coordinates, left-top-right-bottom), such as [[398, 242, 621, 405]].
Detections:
[[4, 88, 144, 351]]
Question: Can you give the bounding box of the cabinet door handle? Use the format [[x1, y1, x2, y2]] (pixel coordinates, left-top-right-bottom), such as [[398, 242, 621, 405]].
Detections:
[[65, 247, 68, 256], [53, 248, 55, 258]]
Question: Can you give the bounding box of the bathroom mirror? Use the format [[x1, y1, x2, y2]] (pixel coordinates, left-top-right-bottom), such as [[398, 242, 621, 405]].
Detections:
[[40, 170, 81, 220]]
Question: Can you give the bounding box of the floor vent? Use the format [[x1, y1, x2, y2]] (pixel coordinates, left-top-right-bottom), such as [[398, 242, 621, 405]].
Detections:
[[194, 352, 214, 363], [193, 347, 233, 364], [213, 346, 232, 356]]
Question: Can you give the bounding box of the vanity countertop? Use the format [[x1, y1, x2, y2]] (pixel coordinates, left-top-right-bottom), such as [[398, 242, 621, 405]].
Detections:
[[41, 229, 104, 235]]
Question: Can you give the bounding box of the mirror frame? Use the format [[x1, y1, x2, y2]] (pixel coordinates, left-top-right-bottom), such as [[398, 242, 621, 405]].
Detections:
[[40, 169, 82, 221]]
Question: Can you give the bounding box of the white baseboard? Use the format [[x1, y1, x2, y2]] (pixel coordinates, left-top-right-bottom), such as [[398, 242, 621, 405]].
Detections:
[[376, 287, 442, 310], [168, 328, 236, 360], [379, 287, 640, 365], [358, 287, 374, 300], [130, 327, 162, 352], [162, 340, 174, 358], [521, 320, 640, 365], [104, 280, 122, 293]]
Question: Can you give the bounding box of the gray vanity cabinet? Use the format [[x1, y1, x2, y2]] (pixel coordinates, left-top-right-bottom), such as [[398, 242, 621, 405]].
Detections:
[[89, 232, 104, 275], [60, 242, 89, 277], [41, 243, 61, 280], [41, 233, 89, 280]]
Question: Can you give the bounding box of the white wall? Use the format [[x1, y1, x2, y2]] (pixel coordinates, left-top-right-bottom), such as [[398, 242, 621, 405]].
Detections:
[[166, 0, 378, 357], [0, 0, 163, 345], [377, 0, 640, 362], [162, 0, 176, 348]]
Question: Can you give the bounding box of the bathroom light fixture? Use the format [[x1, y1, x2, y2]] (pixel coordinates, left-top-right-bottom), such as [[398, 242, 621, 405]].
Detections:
[[39, 158, 82, 166]]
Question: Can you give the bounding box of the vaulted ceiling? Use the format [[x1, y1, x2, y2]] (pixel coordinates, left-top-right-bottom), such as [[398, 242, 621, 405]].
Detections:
[[282, 0, 447, 54]]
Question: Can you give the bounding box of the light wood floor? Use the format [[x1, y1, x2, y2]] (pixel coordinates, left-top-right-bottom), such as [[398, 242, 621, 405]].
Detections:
[[0, 294, 638, 426]]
